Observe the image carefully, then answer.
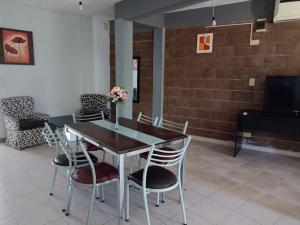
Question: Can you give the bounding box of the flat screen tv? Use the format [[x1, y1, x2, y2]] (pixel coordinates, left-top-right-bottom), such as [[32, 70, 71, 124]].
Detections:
[[263, 76, 300, 117]]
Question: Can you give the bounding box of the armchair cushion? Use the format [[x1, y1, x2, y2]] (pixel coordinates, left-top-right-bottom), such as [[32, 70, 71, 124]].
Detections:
[[19, 119, 45, 131], [80, 94, 111, 119], [33, 112, 49, 121], [1, 96, 34, 119], [4, 116, 20, 131]]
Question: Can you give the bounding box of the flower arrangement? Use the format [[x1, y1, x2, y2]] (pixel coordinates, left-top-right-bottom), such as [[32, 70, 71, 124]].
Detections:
[[107, 86, 128, 130], [107, 86, 128, 104]]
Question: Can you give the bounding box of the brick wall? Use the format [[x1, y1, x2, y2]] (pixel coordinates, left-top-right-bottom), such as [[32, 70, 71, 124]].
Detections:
[[110, 21, 300, 152]]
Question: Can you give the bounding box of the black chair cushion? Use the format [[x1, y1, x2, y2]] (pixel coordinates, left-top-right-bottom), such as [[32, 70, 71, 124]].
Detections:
[[19, 119, 45, 130], [53, 152, 98, 167], [128, 166, 177, 189]]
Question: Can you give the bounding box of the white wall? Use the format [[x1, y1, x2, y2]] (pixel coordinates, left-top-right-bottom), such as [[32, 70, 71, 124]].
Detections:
[[93, 16, 111, 94], [0, 3, 110, 138]]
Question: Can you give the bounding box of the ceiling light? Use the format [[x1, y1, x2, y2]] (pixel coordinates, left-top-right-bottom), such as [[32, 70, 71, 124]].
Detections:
[[211, 0, 216, 26], [79, 1, 83, 11]]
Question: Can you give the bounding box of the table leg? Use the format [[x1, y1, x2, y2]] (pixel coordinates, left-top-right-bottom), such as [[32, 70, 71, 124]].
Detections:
[[118, 154, 125, 225]]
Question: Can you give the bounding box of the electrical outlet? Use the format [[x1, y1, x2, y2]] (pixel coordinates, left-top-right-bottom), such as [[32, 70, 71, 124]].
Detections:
[[250, 39, 260, 46], [249, 78, 256, 87], [0, 79, 5, 88], [243, 132, 252, 138]]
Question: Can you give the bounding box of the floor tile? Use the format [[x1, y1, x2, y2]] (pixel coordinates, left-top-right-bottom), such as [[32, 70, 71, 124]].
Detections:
[[237, 200, 282, 225], [190, 198, 232, 224], [219, 213, 261, 225]]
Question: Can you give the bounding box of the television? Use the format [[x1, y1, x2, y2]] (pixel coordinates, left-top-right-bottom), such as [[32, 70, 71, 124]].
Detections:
[[263, 76, 300, 117]]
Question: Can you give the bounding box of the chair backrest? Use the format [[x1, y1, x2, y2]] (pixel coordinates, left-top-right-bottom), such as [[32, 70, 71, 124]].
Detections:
[[80, 94, 108, 112], [55, 130, 91, 169], [42, 122, 61, 155], [137, 112, 159, 126], [143, 136, 192, 188], [72, 111, 105, 123], [158, 118, 188, 134], [0, 96, 34, 119]]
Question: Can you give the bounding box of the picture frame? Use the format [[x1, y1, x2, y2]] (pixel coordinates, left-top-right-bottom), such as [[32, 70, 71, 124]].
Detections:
[[133, 57, 141, 103], [0, 28, 35, 65], [196, 33, 213, 54]]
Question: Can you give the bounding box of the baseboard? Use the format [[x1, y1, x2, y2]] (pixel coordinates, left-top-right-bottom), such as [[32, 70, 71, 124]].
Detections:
[[0, 137, 6, 143], [191, 135, 300, 158]]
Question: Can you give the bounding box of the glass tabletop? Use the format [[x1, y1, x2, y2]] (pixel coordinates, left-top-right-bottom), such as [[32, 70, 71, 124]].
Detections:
[[91, 120, 165, 145]]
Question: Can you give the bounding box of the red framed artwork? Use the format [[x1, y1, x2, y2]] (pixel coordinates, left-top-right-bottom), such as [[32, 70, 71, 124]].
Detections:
[[0, 28, 34, 65], [196, 33, 213, 54]]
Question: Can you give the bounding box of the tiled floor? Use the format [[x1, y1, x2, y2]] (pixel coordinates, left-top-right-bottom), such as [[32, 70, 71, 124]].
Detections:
[[0, 139, 299, 225]]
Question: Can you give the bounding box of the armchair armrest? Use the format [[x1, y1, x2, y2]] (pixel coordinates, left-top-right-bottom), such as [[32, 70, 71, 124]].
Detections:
[[3, 116, 20, 131], [33, 112, 49, 121]]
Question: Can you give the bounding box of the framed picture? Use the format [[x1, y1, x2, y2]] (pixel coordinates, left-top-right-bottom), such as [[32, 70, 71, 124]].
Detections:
[[0, 28, 34, 65], [196, 33, 213, 53], [132, 57, 140, 103]]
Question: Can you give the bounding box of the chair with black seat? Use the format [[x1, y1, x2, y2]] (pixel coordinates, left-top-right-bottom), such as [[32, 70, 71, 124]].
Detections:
[[72, 111, 105, 153], [56, 130, 118, 225], [137, 112, 159, 126], [129, 112, 159, 173], [126, 136, 191, 225], [139, 117, 189, 206], [42, 123, 98, 201]]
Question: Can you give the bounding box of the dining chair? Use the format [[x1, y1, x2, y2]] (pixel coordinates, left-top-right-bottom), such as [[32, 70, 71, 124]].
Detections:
[[56, 130, 119, 225], [43, 123, 98, 211], [129, 112, 159, 174], [137, 112, 159, 126], [72, 111, 105, 154], [126, 136, 192, 225], [139, 117, 189, 206]]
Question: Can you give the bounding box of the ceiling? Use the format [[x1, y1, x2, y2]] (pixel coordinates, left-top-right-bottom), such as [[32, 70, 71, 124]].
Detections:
[[169, 0, 250, 13], [0, 0, 122, 18]]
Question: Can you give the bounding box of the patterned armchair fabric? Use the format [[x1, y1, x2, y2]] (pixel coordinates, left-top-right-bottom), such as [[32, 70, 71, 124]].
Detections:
[[0, 96, 49, 150], [80, 94, 111, 119]]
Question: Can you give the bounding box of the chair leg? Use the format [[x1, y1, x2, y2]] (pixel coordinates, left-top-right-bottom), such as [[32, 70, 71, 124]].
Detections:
[[100, 186, 105, 203], [96, 186, 100, 199], [156, 193, 160, 207], [179, 184, 187, 225], [102, 151, 106, 162], [62, 169, 71, 212], [143, 191, 151, 225], [161, 192, 165, 203], [129, 157, 134, 174], [65, 182, 75, 216], [86, 185, 96, 225], [125, 182, 130, 222], [49, 167, 58, 196]]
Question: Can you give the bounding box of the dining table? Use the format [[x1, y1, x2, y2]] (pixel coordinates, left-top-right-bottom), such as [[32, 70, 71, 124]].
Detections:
[[64, 117, 188, 225]]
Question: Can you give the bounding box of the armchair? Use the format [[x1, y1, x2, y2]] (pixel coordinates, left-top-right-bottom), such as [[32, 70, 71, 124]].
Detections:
[[0, 96, 49, 150], [80, 94, 110, 119]]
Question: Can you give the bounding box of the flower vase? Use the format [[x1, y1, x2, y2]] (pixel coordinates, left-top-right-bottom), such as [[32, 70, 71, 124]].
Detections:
[[115, 104, 119, 130]]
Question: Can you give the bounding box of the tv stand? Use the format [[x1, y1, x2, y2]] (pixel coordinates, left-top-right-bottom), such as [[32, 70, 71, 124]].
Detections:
[[234, 109, 300, 157]]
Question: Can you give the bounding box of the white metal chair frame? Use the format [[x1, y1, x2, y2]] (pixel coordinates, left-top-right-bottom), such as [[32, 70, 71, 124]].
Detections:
[[158, 118, 189, 135], [43, 122, 74, 213], [137, 112, 159, 126], [72, 111, 105, 123], [126, 136, 192, 225], [72, 111, 106, 161], [56, 131, 119, 225], [42, 123, 66, 196], [140, 117, 189, 206], [130, 112, 159, 174]]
